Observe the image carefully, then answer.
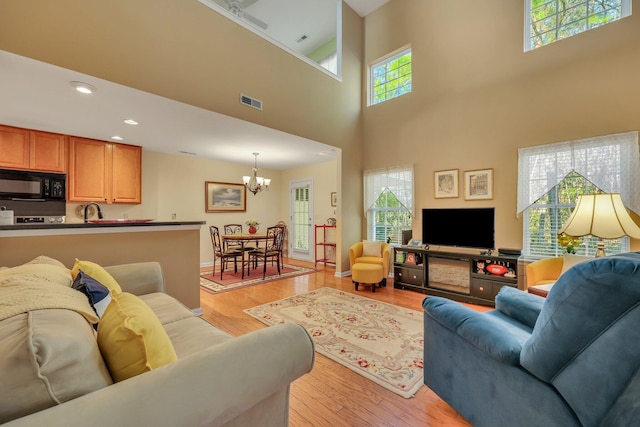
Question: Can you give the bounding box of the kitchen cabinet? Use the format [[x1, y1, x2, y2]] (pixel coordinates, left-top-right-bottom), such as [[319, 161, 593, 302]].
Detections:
[[0, 125, 66, 173], [68, 137, 141, 204]]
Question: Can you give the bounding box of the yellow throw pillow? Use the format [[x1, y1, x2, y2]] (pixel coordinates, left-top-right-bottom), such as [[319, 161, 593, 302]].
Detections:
[[97, 292, 177, 382], [362, 240, 382, 257], [71, 259, 122, 295]]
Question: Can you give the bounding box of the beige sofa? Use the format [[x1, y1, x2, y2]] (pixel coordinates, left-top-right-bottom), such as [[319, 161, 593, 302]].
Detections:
[[0, 258, 315, 427]]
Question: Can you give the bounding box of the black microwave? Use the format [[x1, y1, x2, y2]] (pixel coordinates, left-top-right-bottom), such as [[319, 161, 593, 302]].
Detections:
[[0, 169, 66, 201]]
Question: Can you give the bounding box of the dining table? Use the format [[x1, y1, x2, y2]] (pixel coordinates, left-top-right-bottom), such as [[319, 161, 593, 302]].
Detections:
[[222, 233, 268, 278]]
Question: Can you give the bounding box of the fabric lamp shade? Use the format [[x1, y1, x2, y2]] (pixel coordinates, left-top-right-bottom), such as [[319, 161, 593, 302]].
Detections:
[[559, 193, 640, 239]]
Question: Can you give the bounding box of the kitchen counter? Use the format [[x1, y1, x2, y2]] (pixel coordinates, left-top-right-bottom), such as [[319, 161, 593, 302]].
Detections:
[[0, 221, 206, 310], [0, 221, 205, 237]]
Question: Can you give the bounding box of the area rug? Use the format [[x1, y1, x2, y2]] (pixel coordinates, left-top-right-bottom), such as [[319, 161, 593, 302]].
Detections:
[[200, 263, 315, 293], [244, 287, 424, 398]]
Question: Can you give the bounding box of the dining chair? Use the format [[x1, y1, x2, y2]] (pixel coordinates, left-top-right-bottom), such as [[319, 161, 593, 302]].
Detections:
[[209, 226, 242, 280], [274, 223, 287, 269], [249, 226, 283, 279], [224, 223, 257, 252]]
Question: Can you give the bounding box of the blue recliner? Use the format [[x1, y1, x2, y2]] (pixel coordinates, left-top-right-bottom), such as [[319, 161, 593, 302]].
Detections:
[[423, 252, 640, 427]]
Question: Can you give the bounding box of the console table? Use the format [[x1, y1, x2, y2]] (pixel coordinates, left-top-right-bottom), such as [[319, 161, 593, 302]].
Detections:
[[393, 246, 520, 306]]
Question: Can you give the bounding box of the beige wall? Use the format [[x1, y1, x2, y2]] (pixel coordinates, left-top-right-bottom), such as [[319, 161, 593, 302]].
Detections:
[[280, 160, 339, 266], [363, 0, 640, 251], [4, 0, 638, 266], [0, 0, 364, 270], [66, 151, 288, 266]]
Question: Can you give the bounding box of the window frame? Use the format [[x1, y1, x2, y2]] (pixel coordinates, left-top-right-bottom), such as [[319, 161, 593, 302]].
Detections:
[[518, 132, 640, 258], [524, 0, 632, 51], [369, 46, 412, 106], [523, 173, 629, 257], [364, 166, 414, 243]]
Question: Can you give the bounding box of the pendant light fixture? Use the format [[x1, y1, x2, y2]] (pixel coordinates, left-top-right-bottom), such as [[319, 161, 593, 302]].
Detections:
[[243, 152, 271, 195]]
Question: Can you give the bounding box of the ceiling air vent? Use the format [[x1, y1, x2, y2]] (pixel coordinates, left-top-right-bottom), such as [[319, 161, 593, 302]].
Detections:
[[240, 93, 263, 111]]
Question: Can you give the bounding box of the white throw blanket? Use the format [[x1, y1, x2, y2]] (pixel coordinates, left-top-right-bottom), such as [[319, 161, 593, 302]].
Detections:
[[0, 264, 98, 323]]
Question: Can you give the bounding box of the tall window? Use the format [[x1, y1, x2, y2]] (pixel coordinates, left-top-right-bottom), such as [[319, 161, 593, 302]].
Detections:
[[364, 166, 413, 243], [370, 48, 412, 106], [517, 132, 640, 257], [525, 0, 632, 51]]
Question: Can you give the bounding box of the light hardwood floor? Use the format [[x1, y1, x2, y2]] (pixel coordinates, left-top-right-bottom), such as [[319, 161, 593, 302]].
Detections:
[[199, 259, 481, 427]]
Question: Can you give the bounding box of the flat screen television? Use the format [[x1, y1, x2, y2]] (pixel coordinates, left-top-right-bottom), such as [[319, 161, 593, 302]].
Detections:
[[422, 208, 495, 250]]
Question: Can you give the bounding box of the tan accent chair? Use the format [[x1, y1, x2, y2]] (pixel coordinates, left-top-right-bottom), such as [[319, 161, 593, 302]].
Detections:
[[525, 257, 564, 288], [526, 254, 591, 296], [349, 241, 391, 286]]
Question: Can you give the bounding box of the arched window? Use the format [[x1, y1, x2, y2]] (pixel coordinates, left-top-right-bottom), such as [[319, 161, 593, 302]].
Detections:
[[518, 131, 639, 257]]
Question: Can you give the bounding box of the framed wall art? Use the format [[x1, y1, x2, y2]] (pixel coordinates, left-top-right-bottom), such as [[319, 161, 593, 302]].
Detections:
[[434, 169, 459, 199], [205, 181, 246, 212], [464, 169, 494, 200], [331, 192, 337, 207]]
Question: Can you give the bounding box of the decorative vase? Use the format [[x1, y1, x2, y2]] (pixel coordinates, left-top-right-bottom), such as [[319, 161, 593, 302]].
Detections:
[[249, 225, 258, 234]]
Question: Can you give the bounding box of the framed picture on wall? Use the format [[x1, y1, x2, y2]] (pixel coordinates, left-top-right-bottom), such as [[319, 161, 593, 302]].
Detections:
[[205, 181, 246, 212], [434, 169, 459, 198], [464, 169, 494, 200], [331, 192, 337, 207]]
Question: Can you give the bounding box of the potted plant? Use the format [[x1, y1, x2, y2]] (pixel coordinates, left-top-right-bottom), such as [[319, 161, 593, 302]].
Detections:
[[245, 219, 260, 234]]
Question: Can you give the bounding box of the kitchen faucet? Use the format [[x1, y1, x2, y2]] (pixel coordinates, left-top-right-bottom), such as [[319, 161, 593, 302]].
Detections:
[[83, 202, 104, 223]]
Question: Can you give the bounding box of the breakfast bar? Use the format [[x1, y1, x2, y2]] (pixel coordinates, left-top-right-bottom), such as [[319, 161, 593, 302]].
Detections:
[[0, 221, 205, 311]]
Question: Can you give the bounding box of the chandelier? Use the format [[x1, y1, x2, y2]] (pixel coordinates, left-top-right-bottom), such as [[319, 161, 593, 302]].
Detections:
[[243, 152, 271, 195]]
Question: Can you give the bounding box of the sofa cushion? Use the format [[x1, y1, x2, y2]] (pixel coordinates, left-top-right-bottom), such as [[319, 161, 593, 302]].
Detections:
[[164, 316, 234, 358], [97, 292, 177, 382], [0, 262, 98, 325], [0, 310, 112, 424], [139, 292, 195, 325], [24, 255, 67, 268], [362, 240, 382, 257], [0, 261, 72, 290], [71, 260, 122, 295]]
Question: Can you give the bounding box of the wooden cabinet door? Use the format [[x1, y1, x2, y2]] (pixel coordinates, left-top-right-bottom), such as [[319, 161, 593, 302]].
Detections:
[[0, 125, 30, 169], [68, 137, 111, 202], [30, 131, 66, 173], [111, 143, 141, 203]]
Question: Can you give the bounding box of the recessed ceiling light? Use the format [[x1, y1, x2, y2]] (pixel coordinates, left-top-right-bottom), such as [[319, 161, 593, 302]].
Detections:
[[111, 135, 124, 141], [124, 119, 139, 125], [69, 81, 96, 94]]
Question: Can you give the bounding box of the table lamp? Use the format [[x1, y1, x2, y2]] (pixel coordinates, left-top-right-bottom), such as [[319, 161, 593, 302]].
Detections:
[[558, 193, 640, 257]]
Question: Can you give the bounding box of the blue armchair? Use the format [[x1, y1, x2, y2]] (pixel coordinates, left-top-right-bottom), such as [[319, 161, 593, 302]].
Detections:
[[423, 253, 640, 427]]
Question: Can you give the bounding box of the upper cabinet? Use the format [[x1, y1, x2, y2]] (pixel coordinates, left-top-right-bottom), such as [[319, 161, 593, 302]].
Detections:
[[0, 125, 66, 173], [30, 130, 67, 172], [68, 137, 141, 204]]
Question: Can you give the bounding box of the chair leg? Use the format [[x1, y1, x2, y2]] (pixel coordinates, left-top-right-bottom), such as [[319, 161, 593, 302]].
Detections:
[[262, 256, 267, 279], [276, 255, 281, 275]]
